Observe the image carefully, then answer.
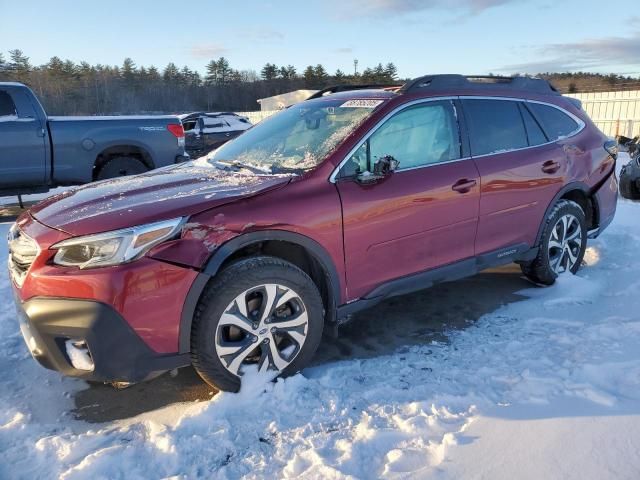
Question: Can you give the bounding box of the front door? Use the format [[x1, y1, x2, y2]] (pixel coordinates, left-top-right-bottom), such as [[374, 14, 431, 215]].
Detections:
[[0, 89, 47, 188], [335, 100, 480, 300]]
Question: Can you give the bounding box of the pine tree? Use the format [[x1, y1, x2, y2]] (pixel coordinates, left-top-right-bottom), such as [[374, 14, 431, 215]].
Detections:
[[384, 62, 398, 81], [303, 65, 316, 87], [278, 65, 296, 79], [122, 57, 137, 86], [361, 67, 374, 83], [216, 57, 231, 84], [314, 64, 328, 82], [261, 63, 278, 81], [147, 66, 161, 81], [372, 63, 385, 82], [8, 49, 31, 82], [334, 69, 345, 81], [205, 59, 219, 85], [163, 63, 180, 83]]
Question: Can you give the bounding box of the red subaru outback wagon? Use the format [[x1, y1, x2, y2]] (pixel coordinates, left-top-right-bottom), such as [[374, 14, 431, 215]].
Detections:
[[9, 75, 618, 391]]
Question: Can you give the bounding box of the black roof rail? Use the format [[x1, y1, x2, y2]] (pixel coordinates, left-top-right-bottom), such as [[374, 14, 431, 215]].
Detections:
[[399, 74, 559, 95], [307, 84, 402, 100]]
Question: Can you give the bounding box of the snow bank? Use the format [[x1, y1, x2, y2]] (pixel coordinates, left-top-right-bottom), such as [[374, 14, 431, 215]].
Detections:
[[1, 158, 640, 478]]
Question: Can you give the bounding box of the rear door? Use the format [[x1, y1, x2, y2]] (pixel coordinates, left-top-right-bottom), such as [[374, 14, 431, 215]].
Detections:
[[202, 117, 234, 150], [462, 98, 568, 254], [335, 99, 480, 300], [0, 88, 47, 188]]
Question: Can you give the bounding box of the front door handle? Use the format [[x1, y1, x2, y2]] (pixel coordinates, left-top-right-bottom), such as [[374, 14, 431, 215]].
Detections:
[[452, 178, 477, 193], [542, 160, 560, 174]]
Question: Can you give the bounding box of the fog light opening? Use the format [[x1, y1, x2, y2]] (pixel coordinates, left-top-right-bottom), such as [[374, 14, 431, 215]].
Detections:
[[65, 339, 95, 372]]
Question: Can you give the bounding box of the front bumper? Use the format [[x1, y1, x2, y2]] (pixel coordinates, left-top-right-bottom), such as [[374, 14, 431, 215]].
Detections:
[[14, 294, 190, 383]]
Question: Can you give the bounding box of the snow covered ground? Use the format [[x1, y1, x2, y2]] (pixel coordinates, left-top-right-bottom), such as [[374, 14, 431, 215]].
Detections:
[[1, 156, 640, 479]]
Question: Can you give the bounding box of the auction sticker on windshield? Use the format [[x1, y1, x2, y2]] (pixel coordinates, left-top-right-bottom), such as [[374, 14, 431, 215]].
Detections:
[[340, 99, 384, 108]]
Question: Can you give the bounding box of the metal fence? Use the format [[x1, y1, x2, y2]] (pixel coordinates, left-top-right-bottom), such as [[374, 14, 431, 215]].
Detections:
[[566, 90, 640, 138], [240, 90, 640, 138]]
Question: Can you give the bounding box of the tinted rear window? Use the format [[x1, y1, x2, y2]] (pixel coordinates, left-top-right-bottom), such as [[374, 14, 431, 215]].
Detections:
[[527, 103, 579, 140], [519, 103, 548, 146], [0, 91, 17, 117], [463, 99, 528, 156]]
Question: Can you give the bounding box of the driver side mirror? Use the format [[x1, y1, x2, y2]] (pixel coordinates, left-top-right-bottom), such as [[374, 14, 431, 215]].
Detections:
[[356, 155, 399, 184]]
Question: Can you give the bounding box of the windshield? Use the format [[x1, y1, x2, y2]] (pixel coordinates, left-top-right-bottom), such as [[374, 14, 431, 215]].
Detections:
[[208, 98, 383, 174]]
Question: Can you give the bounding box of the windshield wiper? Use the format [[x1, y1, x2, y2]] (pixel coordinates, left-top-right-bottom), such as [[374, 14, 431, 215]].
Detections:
[[270, 165, 307, 175], [213, 160, 270, 175]]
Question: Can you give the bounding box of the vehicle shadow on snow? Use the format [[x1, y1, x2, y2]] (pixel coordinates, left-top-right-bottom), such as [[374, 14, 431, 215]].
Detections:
[[73, 264, 530, 423]]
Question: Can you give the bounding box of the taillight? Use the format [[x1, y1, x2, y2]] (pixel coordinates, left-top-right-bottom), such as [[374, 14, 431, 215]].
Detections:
[[167, 124, 185, 148], [167, 124, 185, 138], [604, 140, 618, 160]]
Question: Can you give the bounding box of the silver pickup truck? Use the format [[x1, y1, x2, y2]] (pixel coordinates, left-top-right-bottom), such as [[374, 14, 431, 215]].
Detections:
[[0, 82, 189, 195]]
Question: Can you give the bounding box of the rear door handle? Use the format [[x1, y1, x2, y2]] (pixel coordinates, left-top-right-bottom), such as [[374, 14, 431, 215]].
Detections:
[[542, 160, 560, 174], [452, 178, 477, 193]]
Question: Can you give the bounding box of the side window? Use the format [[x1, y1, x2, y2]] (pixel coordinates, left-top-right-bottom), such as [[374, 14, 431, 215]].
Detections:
[[340, 101, 460, 177], [202, 118, 229, 131], [182, 119, 198, 132], [519, 102, 548, 146], [527, 102, 579, 140], [0, 91, 17, 118], [463, 99, 528, 156]]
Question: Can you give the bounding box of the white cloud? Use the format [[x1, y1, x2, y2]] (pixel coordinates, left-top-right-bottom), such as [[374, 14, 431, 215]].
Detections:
[[334, 0, 522, 17], [189, 43, 228, 59], [500, 31, 640, 73]]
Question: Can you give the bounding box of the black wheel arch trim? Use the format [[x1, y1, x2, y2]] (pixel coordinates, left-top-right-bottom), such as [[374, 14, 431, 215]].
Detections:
[[534, 181, 599, 246], [179, 230, 342, 353]]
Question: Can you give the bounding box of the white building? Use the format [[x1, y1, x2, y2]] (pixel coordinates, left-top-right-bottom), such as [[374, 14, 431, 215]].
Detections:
[[257, 90, 318, 111]]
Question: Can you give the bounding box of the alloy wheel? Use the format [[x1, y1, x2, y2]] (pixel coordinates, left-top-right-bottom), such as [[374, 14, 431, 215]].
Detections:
[[214, 284, 308, 376], [547, 213, 583, 274]]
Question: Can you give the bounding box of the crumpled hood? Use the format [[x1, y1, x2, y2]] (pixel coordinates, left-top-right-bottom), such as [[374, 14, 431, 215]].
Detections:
[[30, 161, 291, 236]]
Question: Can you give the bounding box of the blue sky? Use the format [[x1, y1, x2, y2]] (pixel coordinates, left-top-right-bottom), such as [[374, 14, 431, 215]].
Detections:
[[1, 0, 639, 78]]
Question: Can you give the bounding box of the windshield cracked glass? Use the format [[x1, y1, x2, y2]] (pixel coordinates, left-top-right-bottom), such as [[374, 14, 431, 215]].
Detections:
[[208, 98, 381, 174]]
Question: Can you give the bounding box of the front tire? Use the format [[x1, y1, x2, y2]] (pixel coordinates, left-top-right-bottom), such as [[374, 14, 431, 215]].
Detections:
[[521, 200, 587, 285], [191, 256, 324, 392]]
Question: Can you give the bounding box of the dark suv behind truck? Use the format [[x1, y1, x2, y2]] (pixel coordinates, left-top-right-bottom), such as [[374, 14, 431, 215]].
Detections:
[[9, 75, 618, 392], [0, 82, 188, 195]]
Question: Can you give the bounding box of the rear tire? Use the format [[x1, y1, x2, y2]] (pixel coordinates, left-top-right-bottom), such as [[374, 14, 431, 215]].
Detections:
[[191, 256, 324, 392], [619, 161, 640, 200], [520, 200, 587, 286], [96, 156, 148, 180]]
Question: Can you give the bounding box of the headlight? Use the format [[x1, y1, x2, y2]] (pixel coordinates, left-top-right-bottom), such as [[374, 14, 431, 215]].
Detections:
[[51, 218, 184, 269]]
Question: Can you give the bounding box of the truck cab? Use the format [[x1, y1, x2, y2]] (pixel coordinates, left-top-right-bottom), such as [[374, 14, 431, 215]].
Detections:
[[0, 83, 50, 193], [0, 82, 188, 195]]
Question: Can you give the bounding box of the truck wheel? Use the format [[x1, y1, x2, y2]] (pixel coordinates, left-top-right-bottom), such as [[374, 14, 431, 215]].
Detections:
[[619, 161, 640, 200], [191, 256, 324, 392], [520, 200, 587, 286], [96, 156, 148, 180]]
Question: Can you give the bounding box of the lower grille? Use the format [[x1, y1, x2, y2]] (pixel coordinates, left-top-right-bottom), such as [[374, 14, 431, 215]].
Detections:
[[7, 225, 39, 287]]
